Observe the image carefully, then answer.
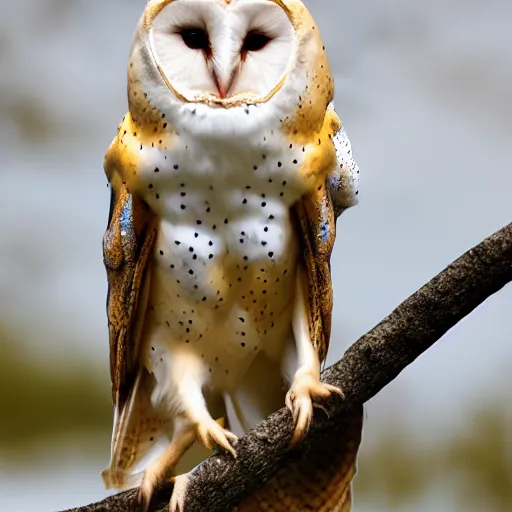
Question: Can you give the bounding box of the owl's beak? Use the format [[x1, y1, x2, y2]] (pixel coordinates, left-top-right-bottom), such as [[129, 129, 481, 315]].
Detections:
[[212, 62, 239, 99]]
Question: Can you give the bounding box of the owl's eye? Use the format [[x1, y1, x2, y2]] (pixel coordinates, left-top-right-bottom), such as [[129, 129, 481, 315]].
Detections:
[[242, 31, 272, 53], [179, 28, 210, 53]]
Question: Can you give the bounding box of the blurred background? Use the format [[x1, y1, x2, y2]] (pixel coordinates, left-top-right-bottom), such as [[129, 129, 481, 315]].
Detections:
[[0, 0, 511, 510]]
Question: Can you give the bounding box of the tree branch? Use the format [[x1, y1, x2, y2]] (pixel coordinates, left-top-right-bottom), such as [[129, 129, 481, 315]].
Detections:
[[66, 222, 512, 512]]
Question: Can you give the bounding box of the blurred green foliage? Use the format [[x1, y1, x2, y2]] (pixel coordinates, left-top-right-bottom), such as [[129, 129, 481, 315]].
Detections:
[[354, 404, 512, 510], [0, 331, 111, 456]]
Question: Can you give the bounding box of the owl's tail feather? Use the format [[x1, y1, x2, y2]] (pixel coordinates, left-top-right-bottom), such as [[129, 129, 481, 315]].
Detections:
[[226, 351, 288, 436], [237, 404, 364, 512], [228, 392, 253, 433], [102, 368, 170, 491]]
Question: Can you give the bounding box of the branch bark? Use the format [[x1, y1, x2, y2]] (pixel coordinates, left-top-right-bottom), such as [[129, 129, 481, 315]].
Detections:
[[66, 222, 512, 512]]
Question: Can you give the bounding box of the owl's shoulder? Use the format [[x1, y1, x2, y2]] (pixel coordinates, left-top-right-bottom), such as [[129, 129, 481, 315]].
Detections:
[[104, 112, 178, 187]]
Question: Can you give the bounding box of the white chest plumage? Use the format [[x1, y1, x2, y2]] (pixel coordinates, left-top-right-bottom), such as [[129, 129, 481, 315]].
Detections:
[[136, 128, 307, 391]]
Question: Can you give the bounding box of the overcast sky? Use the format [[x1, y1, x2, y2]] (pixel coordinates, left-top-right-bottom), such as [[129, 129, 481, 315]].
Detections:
[[0, 1, 511, 510]]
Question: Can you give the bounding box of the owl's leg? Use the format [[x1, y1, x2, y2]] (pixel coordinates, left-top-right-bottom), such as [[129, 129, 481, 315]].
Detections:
[[285, 266, 343, 444], [139, 416, 196, 511], [140, 353, 237, 510], [170, 353, 238, 455]]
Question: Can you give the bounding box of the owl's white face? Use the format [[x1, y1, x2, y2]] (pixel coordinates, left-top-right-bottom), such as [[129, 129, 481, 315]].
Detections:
[[148, 0, 296, 106]]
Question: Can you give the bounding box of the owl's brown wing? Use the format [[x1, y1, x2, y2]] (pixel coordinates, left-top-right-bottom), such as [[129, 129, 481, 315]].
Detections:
[[103, 172, 157, 410], [292, 184, 337, 363]]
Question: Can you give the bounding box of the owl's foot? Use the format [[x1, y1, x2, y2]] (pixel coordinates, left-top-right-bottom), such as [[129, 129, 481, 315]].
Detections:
[[138, 423, 196, 512], [195, 416, 238, 456], [169, 473, 190, 512], [286, 370, 343, 444], [165, 353, 238, 457]]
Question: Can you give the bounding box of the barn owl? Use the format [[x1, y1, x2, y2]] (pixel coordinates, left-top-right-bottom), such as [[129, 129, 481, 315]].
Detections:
[[101, 0, 361, 510]]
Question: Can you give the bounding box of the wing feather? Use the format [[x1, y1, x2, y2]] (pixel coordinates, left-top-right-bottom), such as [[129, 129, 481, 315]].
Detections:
[[103, 172, 157, 410], [293, 187, 336, 363], [294, 106, 360, 362], [328, 104, 360, 218]]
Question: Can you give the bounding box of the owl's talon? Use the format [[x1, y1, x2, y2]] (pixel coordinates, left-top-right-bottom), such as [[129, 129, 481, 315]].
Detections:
[[196, 418, 238, 457], [138, 425, 196, 512], [139, 469, 164, 512], [138, 482, 153, 512], [286, 372, 343, 444], [313, 402, 330, 418]]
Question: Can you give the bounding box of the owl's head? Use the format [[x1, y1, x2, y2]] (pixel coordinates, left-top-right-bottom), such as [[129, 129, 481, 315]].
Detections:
[[128, 0, 333, 137]]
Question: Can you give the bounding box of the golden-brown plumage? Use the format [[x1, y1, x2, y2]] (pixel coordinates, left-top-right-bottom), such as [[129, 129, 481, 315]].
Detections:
[[103, 174, 157, 410]]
